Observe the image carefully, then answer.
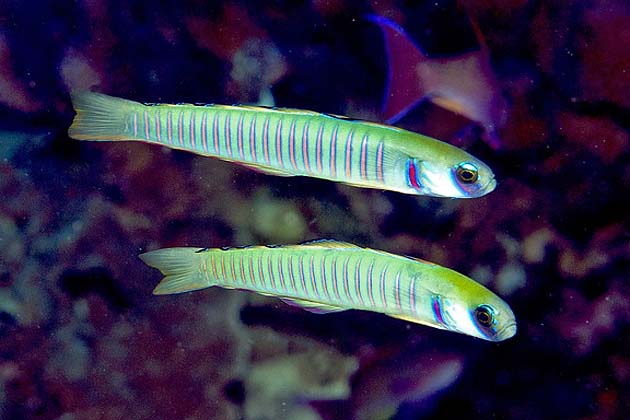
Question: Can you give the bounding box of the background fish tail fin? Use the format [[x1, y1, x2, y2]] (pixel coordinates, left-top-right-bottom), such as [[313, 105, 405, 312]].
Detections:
[[68, 91, 137, 141], [368, 15, 427, 123], [139, 247, 212, 295]]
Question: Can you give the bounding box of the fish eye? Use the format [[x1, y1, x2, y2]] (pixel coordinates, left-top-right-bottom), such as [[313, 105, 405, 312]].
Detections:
[[474, 305, 494, 328], [456, 162, 479, 184]]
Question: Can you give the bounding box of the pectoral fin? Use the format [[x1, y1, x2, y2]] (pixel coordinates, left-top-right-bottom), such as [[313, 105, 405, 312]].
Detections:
[[388, 314, 422, 324], [388, 313, 447, 330]]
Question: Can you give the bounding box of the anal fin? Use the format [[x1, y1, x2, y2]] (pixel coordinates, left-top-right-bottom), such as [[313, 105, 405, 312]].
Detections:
[[280, 297, 347, 314], [238, 162, 296, 177]]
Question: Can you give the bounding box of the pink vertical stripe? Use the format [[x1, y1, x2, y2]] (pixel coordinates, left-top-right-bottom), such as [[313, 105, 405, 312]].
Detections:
[[321, 255, 331, 301], [409, 276, 416, 314], [298, 255, 308, 294], [330, 125, 338, 178], [258, 256, 266, 289], [379, 266, 388, 308], [344, 129, 354, 178], [220, 255, 227, 280], [177, 111, 184, 146], [230, 253, 237, 284], [288, 119, 298, 171], [239, 254, 247, 287], [267, 253, 276, 289], [309, 255, 320, 299], [367, 261, 375, 307], [133, 112, 138, 137], [143, 110, 149, 140], [288, 255, 297, 293], [277, 255, 287, 291], [332, 256, 341, 301], [237, 114, 245, 159], [355, 260, 364, 306], [210, 254, 219, 280], [167, 111, 173, 144], [275, 118, 284, 167], [248, 254, 256, 288], [302, 121, 311, 174], [360, 134, 368, 180], [263, 117, 270, 164], [394, 272, 402, 311], [155, 111, 161, 142], [289, 255, 297, 292], [190, 112, 196, 149], [342, 256, 351, 302], [202, 258, 208, 278], [213, 113, 220, 153], [249, 115, 258, 162], [316, 123, 324, 173], [376, 141, 384, 182], [224, 113, 232, 157], [201, 112, 208, 152]]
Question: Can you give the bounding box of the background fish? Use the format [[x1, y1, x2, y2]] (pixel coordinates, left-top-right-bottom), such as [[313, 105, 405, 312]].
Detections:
[[351, 349, 464, 420], [139, 240, 517, 342], [68, 91, 496, 198], [370, 15, 508, 149]]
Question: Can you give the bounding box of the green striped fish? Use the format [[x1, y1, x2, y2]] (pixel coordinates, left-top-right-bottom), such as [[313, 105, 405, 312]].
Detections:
[[140, 240, 516, 341], [69, 91, 496, 198]]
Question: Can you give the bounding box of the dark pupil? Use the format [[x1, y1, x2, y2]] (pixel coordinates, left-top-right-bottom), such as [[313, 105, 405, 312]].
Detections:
[[458, 168, 477, 183], [476, 307, 493, 326]]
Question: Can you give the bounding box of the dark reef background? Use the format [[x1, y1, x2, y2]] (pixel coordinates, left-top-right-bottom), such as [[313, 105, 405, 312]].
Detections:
[[1, 1, 629, 419]]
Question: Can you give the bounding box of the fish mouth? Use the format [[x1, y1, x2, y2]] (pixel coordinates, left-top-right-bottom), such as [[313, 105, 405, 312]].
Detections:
[[463, 177, 496, 198], [495, 322, 517, 341], [483, 176, 497, 194]]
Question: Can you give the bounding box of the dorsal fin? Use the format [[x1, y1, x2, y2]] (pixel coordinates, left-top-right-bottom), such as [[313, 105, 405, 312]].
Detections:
[[298, 239, 361, 249], [237, 104, 319, 115], [404, 255, 440, 267], [206, 103, 326, 117]]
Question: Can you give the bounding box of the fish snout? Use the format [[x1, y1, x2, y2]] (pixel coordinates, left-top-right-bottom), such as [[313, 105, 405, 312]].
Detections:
[[495, 322, 517, 341]]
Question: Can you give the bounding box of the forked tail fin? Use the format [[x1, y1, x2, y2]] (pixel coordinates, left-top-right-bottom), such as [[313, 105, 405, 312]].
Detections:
[[139, 247, 212, 295], [68, 91, 138, 141], [367, 15, 428, 123]]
